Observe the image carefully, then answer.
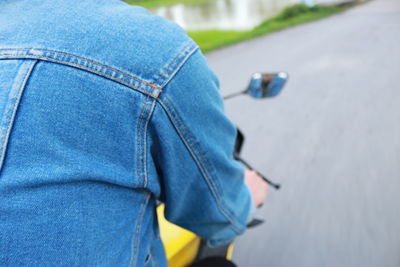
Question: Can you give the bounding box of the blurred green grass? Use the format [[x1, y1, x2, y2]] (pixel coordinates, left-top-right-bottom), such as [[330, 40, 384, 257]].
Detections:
[[124, 0, 211, 8], [124, 2, 351, 53], [188, 4, 343, 53]]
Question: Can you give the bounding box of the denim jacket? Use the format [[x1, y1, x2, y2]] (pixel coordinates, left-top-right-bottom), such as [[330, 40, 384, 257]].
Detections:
[[0, 0, 251, 266]]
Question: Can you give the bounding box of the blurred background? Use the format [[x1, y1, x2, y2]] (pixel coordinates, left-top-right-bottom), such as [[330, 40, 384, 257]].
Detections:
[[133, 0, 343, 31], [128, 0, 399, 266]]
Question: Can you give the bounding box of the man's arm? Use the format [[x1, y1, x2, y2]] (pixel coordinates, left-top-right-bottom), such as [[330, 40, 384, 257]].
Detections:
[[149, 48, 263, 246]]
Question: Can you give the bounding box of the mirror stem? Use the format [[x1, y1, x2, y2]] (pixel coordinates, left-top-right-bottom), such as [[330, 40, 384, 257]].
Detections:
[[236, 156, 281, 190], [223, 90, 245, 100]]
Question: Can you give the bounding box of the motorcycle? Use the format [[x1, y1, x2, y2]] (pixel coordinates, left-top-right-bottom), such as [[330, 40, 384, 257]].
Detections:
[[157, 72, 289, 267]]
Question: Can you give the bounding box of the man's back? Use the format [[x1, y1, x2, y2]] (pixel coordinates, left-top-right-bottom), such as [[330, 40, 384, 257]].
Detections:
[[0, 0, 252, 266]]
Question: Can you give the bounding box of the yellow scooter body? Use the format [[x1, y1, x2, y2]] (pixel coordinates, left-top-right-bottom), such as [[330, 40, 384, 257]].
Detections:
[[157, 205, 234, 267], [157, 205, 200, 267]]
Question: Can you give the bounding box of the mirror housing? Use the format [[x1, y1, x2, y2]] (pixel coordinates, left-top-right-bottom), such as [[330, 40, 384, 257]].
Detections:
[[245, 72, 288, 99]]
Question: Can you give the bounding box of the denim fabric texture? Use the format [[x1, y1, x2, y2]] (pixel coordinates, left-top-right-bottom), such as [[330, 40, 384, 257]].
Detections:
[[0, 0, 251, 266]]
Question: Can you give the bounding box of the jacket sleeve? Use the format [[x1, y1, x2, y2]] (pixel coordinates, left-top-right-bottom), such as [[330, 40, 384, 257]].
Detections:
[[148, 48, 252, 246]]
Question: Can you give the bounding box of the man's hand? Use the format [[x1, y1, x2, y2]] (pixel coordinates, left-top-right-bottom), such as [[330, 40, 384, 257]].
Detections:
[[244, 169, 268, 208]]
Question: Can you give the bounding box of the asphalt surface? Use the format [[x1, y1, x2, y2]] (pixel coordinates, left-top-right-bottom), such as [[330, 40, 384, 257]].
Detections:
[[206, 0, 400, 266]]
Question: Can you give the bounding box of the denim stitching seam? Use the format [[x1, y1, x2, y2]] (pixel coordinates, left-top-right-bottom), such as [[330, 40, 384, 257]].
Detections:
[[141, 85, 155, 187], [136, 81, 157, 188], [0, 60, 37, 171], [0, 54, 151, 96], [0, 48, 160, 88], [143, 99, 157, 188], [0, 58, 158, 103], [153, 41, 192, 86], [159, 45, 199, 91], [136, 99, 149, 187], [155, 40, 198, 91]]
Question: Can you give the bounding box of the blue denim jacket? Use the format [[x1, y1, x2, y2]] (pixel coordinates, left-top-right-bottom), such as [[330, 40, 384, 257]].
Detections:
[[0, 0, 251, 266]]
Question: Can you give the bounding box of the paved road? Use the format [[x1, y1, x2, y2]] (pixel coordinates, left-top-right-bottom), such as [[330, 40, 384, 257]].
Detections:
[[206, 0, 400, 266]]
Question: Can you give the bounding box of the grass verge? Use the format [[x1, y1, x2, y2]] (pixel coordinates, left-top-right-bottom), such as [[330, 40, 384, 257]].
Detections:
[[188, 4, 346, 53], [124, 0, 212, 8]]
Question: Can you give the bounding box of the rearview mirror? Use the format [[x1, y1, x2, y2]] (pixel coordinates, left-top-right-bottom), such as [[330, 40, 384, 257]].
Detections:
[[245, 72, 288, 99]]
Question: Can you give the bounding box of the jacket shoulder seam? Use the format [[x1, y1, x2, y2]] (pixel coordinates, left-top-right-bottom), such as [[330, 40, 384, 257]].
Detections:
[[156, 40, 199, 92]]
